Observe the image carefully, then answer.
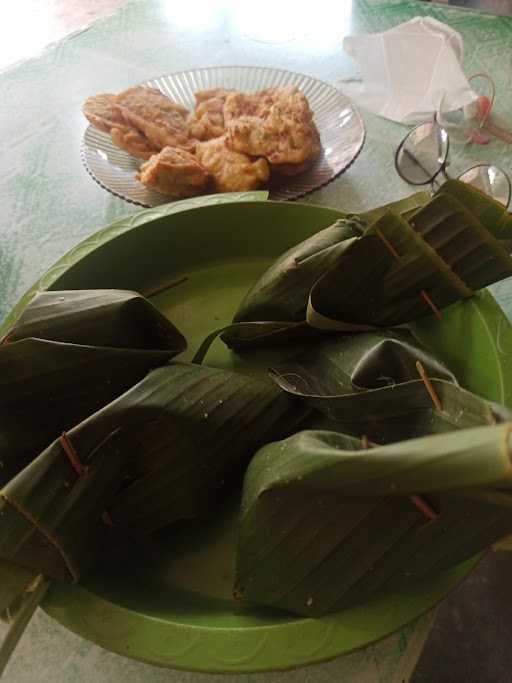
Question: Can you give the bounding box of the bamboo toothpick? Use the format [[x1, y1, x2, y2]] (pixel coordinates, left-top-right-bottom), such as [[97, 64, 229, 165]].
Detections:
[[375, 227, 401, 261], [59, 432, 86, 477], [416, 361, 443, 412], [361, 431, 438, 522], [374, 228, 442, 322], [420, 290, 443, 321], [409, 494, 438, 521]]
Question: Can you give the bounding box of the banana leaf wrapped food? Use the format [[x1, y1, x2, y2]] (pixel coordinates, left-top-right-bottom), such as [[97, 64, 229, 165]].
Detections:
[[218, 181, 512, 350], [268, 331, 509, 443], [1, 289, 186, 349], [3, 182, 512, 658], [0, 288, 185, 652], [437, 179, 512, 238], [234, 425, 512, 617], [233, 330, 512, 616], [0, 358, 309, 582], [0, 290, 186, 486], [232, 192, 431, 326], [307, 194, 512, 331]]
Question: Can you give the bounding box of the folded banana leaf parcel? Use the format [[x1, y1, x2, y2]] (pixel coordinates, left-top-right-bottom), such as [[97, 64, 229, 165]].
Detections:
[[3, 180, 512, 640], [0, 290, 308, 590], [216, 180, 512, 350], [234, 332, 512, 616]]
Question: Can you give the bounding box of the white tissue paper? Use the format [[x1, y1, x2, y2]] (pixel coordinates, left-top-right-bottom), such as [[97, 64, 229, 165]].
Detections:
[[342, 17, 477, 125]]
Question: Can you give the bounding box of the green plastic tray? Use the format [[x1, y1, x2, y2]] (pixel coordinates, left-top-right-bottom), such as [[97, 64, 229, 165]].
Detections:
[[4, 192, 512, 673]]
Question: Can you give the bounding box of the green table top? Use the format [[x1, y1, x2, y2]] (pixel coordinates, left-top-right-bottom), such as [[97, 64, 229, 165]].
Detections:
[[1, 0, 512, 680]]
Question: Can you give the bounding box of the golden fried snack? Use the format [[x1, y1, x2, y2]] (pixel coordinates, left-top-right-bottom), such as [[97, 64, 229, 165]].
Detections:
[[187, 88, 233, 141], [225, 86, 321, 167], [110, 126, 159, 160], [82, 93, 158, 160], [195, 88, 233, 105], [269, 129, 321, 175], [114, 86, 196, 152], [195, 135, 269, 193], [136, 147, 211, 198], [223, 88, 277, 121], [82, 94, 125, 133]]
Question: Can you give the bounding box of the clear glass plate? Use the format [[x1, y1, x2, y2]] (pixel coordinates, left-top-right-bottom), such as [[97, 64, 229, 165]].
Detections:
[[81, 66, 366, 206]]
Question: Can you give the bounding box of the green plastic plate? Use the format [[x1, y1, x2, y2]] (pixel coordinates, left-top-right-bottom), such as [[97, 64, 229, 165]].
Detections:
[[5, 192, 512, 673]]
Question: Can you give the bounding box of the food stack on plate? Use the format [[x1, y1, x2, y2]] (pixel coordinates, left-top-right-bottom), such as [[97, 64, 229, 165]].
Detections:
[[83, 85, 321, 196]]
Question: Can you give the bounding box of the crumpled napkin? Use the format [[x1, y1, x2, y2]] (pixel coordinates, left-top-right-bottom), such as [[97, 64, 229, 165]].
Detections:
[[341, 17, 477, 125]]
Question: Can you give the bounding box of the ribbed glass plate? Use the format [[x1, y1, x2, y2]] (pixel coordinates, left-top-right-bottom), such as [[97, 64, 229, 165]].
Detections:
[[81, 66, 365, 206]]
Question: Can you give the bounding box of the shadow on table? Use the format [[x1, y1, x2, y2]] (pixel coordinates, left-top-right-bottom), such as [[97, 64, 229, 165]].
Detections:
[[411, 551, 512, 682]]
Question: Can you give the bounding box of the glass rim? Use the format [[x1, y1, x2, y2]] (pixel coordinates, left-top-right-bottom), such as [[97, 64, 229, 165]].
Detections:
[[458, 163, 512, 208]]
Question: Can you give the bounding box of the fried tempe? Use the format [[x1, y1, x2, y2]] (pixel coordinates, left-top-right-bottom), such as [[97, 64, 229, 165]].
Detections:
[[136, 147, 211, 198], [225, 86, 321, 167], [110, 127, 159, 160], [83, 83, 322, 196], [195, 135, 269, 193], [82, 93, 158, 160], [269, 149, 320, 176], [83, 94, 125, 132], [115, 86, 196, 152], [223, 88, 278, 121], [187, 88, 233, 141]]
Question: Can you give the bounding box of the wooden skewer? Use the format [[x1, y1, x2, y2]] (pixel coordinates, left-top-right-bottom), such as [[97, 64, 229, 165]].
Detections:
[[360, 432, 438, 522], [415, 361, 443, 412], [420, 290, 442, 321], [60, 434, 113, 525], [409, 494, 438, 521], [374, 227, 442, 322], [375, 227, 401, 261], [59, 432, 86, 477]]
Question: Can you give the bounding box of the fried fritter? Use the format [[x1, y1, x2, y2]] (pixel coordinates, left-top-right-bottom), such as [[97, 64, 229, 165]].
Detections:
[[82, 94, 125, 133], [110, 126, 159, 160], [195, 135, 269, 193], [269, 131, 321, 175], [82, 93, 158, 160], [83, 83, 322, 196], [225, 86, 321, 167], [223, 88, 277, 121], [136, 146, 211, 198], [195, 88, 232, 105], [187, 88, 233, 141], [115, 86, 196, 152]]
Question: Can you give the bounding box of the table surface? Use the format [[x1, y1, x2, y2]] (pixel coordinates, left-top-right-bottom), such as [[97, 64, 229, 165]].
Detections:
[[2, 0, 512, 681]]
